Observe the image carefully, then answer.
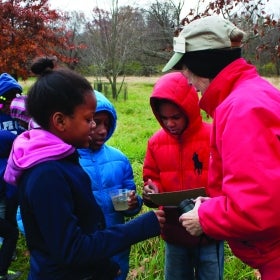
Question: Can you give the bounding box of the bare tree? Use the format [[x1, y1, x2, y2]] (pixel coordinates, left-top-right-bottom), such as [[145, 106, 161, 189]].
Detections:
[[254, 17, 280, 75], [64, 0, 280, 79], [140, 0, 185, 58], [59, 11, 88, 70], [84, 1, 144, 99]]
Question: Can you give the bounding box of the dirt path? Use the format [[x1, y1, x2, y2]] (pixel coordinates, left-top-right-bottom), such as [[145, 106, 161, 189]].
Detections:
[[86, 76, 160, 85], [21, 75, 280, 88]]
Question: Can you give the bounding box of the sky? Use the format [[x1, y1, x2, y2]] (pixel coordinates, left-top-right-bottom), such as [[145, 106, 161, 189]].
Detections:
[[48, 0, 280, 17]]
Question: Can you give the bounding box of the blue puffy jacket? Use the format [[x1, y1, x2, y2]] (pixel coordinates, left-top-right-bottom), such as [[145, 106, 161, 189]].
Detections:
[[78, 91, 143, 280]]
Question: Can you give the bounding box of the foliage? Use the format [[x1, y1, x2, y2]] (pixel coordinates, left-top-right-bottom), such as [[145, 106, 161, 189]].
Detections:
[[123, 61, 152, 76], [259, 62, 277, 75], [0, 0, 83, 79]]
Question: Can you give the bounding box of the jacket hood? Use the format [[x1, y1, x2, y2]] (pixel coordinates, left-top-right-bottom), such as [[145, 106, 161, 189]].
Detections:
[[150, 72, 202, 136], [4, 129, 75, 186], [0, 73, 22, 96], [94, 91, 117, 142]]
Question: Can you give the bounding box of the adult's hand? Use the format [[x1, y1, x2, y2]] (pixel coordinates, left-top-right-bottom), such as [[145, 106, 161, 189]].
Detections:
[[179, 196, 208, 236]]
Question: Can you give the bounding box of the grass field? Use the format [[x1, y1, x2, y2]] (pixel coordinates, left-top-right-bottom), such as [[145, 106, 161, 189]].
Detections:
[[10, 75, 279, 279]]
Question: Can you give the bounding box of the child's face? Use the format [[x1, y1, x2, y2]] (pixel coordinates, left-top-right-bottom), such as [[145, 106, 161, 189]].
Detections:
[[89, 111, 110, 151], [62, 92, 97, 148], [158, 102, 188, 135]]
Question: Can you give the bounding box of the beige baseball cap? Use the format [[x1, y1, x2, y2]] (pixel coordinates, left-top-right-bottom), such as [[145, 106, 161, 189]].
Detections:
[[162, 16, 244, 72]]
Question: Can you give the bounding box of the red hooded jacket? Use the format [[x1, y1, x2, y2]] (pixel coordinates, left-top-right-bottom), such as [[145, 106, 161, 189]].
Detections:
[[143, 72, 212, 246]]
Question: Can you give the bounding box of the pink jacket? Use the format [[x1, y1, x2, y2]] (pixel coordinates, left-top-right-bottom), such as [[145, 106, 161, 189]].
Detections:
[[199, 58, 280, 271], [143, 72, 212, 246]]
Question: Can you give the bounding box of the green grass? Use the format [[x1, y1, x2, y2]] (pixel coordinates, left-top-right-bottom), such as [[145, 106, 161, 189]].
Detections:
[[10, 79, 260, 279]]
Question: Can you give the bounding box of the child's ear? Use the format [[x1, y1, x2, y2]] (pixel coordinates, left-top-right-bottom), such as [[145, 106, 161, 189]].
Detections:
[[52, 112, 66, 131]]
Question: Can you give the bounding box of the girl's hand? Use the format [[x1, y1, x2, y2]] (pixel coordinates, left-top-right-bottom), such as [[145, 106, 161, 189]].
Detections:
[[127, 190, 138, 209]]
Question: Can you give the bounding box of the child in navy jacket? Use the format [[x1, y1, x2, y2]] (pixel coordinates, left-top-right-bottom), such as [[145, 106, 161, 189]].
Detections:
[[4, 57, 165, 280]]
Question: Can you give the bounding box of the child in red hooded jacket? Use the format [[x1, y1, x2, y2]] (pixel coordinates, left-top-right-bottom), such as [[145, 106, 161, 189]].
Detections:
[[142, 72, 224, 280]]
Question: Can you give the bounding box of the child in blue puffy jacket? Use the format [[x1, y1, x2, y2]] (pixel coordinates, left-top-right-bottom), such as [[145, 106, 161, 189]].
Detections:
[[78, 91, 143, 280]]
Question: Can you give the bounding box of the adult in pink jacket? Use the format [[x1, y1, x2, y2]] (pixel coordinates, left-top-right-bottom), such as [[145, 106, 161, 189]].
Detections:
[[162, 15, 280, 280], [142, 72, 224, 280]]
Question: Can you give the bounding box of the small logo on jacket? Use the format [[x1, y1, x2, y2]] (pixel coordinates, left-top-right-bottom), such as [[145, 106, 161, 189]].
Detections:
[[192, 152, 203, 175]]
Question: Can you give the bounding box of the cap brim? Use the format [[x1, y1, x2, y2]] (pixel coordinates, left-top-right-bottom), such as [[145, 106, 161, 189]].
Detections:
[[162, 52, 184, 72]]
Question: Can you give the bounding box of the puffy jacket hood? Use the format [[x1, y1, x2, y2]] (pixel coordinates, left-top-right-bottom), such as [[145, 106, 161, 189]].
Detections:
[[150, 72, 202, 137], [0, 73, 22, 96], [94, 91, 117, 142]]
